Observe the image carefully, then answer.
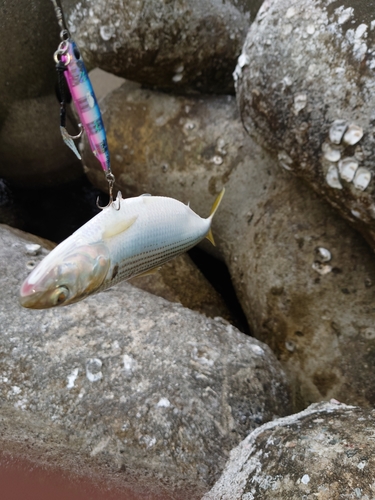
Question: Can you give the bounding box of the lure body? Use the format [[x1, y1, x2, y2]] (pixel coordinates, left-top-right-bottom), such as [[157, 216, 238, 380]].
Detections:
[[19, 190, 224, 309], [56, 39, 111, 173]]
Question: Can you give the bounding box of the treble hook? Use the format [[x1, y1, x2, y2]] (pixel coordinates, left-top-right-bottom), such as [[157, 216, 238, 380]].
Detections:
[[96, 172, 121, 210], [60, 124, 83, 159]]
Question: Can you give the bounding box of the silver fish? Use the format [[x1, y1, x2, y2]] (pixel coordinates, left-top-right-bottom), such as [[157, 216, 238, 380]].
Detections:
[[19, 189, 225, 309]]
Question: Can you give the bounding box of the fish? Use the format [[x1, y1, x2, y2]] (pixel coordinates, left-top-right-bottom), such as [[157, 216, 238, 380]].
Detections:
[[19, 189, 225, 309]]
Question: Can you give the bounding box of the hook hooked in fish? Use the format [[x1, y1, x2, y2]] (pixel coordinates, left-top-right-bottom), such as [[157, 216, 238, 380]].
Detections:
[[96, 172, 121, 210]]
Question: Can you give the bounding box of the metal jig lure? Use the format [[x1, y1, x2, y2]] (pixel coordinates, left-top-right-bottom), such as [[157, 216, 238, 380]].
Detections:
[[51, 0, 116, 208]]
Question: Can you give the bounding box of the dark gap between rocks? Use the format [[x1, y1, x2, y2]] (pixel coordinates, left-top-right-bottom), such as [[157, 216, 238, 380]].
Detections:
[[0, 176, 250, 335], [188, 246, 251, 336]]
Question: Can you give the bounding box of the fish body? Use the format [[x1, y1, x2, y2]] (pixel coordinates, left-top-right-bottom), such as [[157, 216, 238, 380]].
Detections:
[[56, 38, 111, 173], [19, 190, 224, 309]]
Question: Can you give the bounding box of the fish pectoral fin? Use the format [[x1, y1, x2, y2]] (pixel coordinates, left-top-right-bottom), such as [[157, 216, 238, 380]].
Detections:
[[206, 229, 216, 246], [102, 215, 138, 239], [135, 266, 162, 278]]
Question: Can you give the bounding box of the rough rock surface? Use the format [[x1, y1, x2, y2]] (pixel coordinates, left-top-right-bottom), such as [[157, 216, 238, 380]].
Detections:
[[0, 0, 83, 188], [235, 0, 375, 250], [81, 80, 248, 259], [84, 79, 375, 410], [227, 166, 375, 411], [129, 253, 233, 323], [61, 0, 263, 94], [203, 401, 375, 499], [0, 224, 291, 499]]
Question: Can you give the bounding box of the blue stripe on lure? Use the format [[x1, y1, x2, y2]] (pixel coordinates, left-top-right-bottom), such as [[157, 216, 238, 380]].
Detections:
[[54, 38, 111, 175]]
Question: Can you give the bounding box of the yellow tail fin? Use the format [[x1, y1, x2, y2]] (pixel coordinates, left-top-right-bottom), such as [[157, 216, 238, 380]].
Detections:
[[209, 188, 225, 218], [206, 188, 225, 246]]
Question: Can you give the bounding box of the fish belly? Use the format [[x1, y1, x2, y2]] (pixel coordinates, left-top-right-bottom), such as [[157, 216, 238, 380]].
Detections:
[[100, 198, 209, 288]]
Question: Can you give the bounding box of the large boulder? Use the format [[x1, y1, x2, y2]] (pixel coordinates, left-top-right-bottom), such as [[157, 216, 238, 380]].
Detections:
[[83, 79, 375, 410], [235, 0, 375, 250], [203, 401, 375, 499], [0, 224, 291, 499], [81, 79, 248, 259], [0, 0, 58, 120], [61, 0, 263, 94], [0, 95, 84, 188], [0, 0, 83, 188], [129, 253, 233, 323]]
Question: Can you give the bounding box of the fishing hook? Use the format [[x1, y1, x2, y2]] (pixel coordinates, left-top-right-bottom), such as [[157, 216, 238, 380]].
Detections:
[[96, 172, 120, 210]]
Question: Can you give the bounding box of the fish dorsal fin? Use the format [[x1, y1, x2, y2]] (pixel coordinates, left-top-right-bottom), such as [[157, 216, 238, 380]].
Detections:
[[102, 215, 138, 240], [209, 187, 225, 218], [135, 265, 162, 278]]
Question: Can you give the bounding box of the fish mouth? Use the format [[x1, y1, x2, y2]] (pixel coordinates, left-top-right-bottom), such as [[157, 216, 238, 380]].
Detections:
[[19, 279, 47, 309]]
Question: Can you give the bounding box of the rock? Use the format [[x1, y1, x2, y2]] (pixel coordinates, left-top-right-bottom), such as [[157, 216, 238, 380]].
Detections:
[[235, 0, 375, 250], [0, 0, 83, 188], [89, 67, 125, 101], [81, 80, 248, 260], [61, 0, 263, 94], [202, 400, 375, 499], [84, 81, 375, 410], [227, 169, 375, 410], [1, 224, 291, 499], [0, 94, 84, 188], [0, 0, 58, 119], [129, 253, 233, 322]]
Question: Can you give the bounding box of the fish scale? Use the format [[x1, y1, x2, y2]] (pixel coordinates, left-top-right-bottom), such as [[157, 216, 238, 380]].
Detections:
[[19, 189, 225, 309], [100, 198, 207, 287]]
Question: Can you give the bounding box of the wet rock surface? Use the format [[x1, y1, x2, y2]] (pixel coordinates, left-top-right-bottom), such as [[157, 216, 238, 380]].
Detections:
[[0, 224, 291, 499], [84, 74, 375, 410], [203, 401, 375, 499], [61, 0, 263, 94], [235, 0, 375, 250]]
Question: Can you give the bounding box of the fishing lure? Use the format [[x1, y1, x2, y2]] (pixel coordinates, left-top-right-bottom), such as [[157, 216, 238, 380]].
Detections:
[[51, 0, 115, 205]]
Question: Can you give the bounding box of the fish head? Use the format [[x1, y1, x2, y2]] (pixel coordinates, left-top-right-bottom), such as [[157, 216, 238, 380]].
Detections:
[[19, 241, 110, 309]]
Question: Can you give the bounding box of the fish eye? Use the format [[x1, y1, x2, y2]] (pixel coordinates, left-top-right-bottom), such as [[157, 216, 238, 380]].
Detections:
[[52, 286, 70, 306]]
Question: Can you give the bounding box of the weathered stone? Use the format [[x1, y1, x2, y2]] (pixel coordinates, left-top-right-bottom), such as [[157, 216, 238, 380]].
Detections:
[[227, 168, 375, 410], [61, 0, 263, 94], [84, 80, 375, 410], [129, 253, 232, 322], [235, 0, 375, 250], [0, 0, 58, 120], [203, 401, 375, 499], [0, 0, 83, 188], [0, 224, 291, 499], [81, 79, 248, 261], [0, 94, 83, 188]]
